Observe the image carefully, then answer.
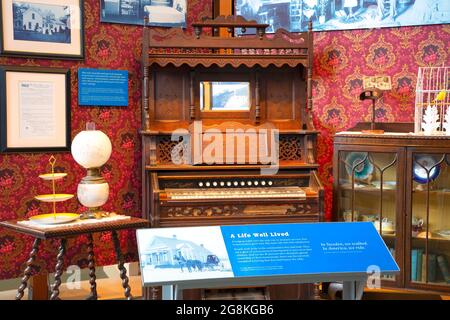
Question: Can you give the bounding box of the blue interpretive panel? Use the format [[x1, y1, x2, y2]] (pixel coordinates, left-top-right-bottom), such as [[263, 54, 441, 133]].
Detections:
[[78, 68, 128, 107], [137, 222, 399, 286]]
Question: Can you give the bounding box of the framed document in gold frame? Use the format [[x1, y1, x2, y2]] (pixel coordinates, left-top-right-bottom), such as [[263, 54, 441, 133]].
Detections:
[[0, 0, 84, 59], [0, 66, 71, 153]]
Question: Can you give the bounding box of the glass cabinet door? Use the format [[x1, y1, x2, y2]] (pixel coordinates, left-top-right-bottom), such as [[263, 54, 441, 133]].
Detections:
[[409, 152, 450, 289], [336, 150, 400, 282]]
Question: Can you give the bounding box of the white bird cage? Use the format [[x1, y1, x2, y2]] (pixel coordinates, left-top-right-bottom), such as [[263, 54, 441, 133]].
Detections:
[[414, 66, 450, 135]]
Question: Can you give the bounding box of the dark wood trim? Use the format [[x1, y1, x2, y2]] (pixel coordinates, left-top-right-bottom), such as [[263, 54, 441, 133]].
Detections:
[[145, 163, 320, 171], [192, 15, 269, 29], [145, 28, 309, 50], [141, 128, 320, 135], [0, 2, 4, 58], [29, 273, 49, 300], [349, 122, 414, 133], [0, 217, 149, 239]]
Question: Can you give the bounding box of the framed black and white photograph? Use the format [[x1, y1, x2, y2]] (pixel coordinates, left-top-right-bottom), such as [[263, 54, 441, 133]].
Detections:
[[137, 226, 233, 285], [0, 0, 84, 59], [236, 0, 450, 33], [100, 0, 187, 27], [0, 66, 71, 153]]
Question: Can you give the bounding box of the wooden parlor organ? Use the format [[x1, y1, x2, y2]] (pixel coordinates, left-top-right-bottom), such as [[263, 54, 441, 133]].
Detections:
[[141, 16, 324, 299]]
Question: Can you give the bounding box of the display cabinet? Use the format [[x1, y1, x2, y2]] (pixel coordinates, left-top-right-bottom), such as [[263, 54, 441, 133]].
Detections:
[[333, 124, 450, 293]]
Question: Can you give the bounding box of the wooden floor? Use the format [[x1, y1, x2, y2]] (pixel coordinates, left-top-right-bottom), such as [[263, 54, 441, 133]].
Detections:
[[0, 269, 448, 300], [364, 287, 450, 300], [0, 275, 143, 300]]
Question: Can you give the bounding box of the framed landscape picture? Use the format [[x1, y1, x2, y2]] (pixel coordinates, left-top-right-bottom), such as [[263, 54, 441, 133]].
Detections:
[[100, 0, 187, 28], [0, 66, 71, 153], [235, 0, 450, 33], [0, 0, 84, 59]]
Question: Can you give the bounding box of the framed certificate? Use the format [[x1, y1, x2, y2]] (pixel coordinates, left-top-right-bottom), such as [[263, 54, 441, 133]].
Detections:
[[0, 0, 84, 59], [0, 66, 71, 153]]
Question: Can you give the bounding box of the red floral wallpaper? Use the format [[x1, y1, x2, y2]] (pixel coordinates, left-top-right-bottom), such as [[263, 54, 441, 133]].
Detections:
[[312, 25, 450, 221], [0, 0, 449, 280], [0, 0, 212, 280]]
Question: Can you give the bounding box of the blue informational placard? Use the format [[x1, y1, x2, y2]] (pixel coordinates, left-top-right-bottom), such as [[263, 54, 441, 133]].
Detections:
[[137, 222, 399, 286], [78, 68, 128, 107], [221, 222, 398, 277]]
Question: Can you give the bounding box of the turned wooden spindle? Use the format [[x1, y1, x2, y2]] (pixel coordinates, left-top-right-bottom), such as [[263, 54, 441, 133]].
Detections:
[[50, 238, 67, 300], [16, 238, 41, 300], [143, 66, 151, 131], [194, 26, 202, 39], [152, 286, 160, 300], [313, 282, 322, 300], [255, 71, 261, 124], [86, 233, 98, 300], [189, 71, 195, 120], [307, 19, 314, 130], [112, 230, 132, 300]]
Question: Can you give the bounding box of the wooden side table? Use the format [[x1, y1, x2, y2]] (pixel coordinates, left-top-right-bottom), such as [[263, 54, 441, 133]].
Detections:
[[0, 216, 149, 300]]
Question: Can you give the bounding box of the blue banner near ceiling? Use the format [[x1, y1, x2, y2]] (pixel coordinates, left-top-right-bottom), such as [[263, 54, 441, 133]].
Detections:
[[235, 0, 450, 33], [78, 68, 128, 107]]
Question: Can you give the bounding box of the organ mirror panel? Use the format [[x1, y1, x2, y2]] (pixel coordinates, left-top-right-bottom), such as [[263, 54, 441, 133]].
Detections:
[[200, 81, 251, 111]]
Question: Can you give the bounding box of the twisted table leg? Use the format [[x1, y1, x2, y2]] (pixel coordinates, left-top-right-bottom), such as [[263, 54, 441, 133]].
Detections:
[[50, 238, 67, 300], [111, 230, 132, 300], [86, 233, 98, 300], [16, 238, 41, 300]]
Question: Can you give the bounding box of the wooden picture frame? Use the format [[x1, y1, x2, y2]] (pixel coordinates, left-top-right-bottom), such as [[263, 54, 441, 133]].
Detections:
[[0, 0, 84, 60], [0, 66, 71, 153]]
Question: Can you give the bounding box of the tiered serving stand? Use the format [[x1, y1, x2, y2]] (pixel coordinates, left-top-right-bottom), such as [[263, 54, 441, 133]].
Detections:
[[29, 156, 79, 225]]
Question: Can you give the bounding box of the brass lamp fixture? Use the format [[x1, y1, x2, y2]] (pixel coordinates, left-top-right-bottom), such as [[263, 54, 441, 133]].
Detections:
[[360, 75, 392, 134], [71, 123, 112, 219]]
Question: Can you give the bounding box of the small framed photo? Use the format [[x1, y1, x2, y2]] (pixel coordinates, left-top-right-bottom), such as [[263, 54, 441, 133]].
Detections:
[[0, 66, 71, 153], [100, 0, 187, 28], [0, 0, 84, 59]]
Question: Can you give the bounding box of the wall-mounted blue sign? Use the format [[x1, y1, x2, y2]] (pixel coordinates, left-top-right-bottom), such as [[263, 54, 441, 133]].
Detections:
[[78, 68, 128, 107], [137, 222, 399, 285]]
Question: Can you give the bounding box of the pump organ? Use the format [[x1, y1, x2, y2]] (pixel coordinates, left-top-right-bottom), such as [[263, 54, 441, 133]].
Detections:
[[141, 15, 324, 299]]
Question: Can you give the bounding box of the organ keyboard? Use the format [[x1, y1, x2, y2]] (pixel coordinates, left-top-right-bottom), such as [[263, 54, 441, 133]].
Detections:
[[164, 186, 306, 201], [148, 171, 323, 228]]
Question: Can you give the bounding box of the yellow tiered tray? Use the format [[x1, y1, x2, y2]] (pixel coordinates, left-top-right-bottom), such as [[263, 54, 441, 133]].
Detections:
[[35, 194, 74, 202], [38, 173, 68, 180], [29, 213, 80, 225], [30, 156, 78, 225]]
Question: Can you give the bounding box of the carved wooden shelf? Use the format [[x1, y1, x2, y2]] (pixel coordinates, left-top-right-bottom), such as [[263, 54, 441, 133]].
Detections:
[[145, 162, 320, 171], [191, 15, 269, 29]]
